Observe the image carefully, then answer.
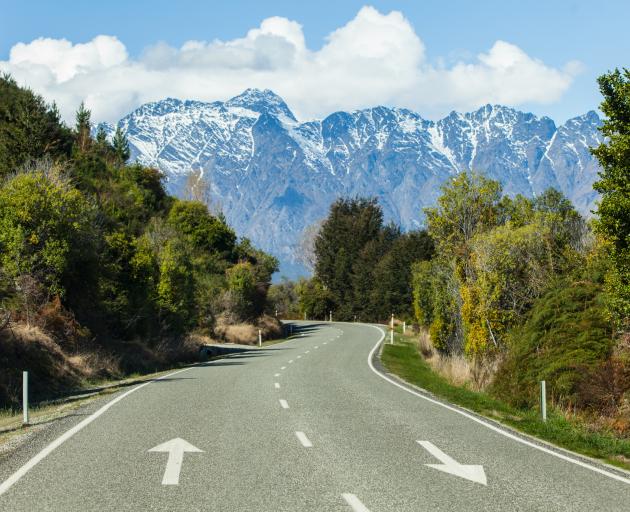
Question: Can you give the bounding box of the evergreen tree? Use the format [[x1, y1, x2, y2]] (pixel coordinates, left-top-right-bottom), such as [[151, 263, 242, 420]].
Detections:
[[75, 101, 92, 152], [112, 126, 130, 163], [0, 74, 72, 176], [95, 126, 108, 145], [314, 197, 383, 319]]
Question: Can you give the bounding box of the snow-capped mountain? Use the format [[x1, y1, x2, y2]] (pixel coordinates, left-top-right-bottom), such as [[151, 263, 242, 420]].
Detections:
[[100, 89, 603, 277]]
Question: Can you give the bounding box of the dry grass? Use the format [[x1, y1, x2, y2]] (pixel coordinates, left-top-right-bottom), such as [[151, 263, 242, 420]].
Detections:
[[415, 328, 497, 391], [214, 314, 282, 345]]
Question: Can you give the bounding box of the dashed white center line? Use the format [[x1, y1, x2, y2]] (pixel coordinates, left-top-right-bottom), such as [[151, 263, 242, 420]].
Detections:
[[279, 399, 289, 409], [342, 493, 371, 511], [274, 373, 280, 377], [274, 382, 280, 389], [297, 355, 302, 359], [305, 351, 310, 354], [314, 346, 319, 349], [281, 366, 286, 370], [295, 431, 312, 447], [289, 360, 294, 364], [323, 342, 328, 345]]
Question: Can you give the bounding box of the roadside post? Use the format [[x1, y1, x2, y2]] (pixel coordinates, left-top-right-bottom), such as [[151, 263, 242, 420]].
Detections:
[[23, 371, 29, 425], [391, 313, 394, 330], [403, 321, 406, 334], [329, 311, 333, 322], [540, 380, 547, 422], [390, 329, 394, 345], [258, 330, 262, 348]]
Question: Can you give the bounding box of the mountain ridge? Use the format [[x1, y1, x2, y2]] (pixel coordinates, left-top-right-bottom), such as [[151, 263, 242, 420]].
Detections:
[[98, 89, 603, 277]]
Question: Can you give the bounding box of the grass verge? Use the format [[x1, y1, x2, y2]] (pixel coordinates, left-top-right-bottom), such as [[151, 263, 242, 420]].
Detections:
[[381, 334, 630, 472]]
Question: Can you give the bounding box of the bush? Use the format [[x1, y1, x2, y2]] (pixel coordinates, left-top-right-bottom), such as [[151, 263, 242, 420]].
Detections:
[[492, 278, 615, 408]]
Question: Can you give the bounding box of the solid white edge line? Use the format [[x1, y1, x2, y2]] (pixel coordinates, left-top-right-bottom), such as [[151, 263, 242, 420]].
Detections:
[[0, 366, 193, 496], [279, 399, 289, 409], [342, 493, 371, 512], [365, 324, 630, 486], [295, 431, 312, 447]]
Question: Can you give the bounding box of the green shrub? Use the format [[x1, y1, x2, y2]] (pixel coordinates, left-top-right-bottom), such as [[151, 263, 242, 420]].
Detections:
[[492, 278, 615, 408]]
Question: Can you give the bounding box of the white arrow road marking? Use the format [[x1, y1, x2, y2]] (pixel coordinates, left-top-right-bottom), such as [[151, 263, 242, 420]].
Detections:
[[148, 438, 203, 485], [0, 366, 193, 497], [342, 493, 371, 511], [417, 441, 487, 485], [279, 399, 289, 409], [296, 431, 312, 447]]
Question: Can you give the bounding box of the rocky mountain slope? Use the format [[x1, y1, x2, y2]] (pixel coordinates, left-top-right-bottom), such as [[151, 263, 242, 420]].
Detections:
[[100, 89, 603, 276]]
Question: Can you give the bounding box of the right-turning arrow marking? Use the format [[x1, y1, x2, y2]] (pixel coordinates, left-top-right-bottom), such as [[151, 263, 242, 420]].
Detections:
[[417, 441, 487, 485]]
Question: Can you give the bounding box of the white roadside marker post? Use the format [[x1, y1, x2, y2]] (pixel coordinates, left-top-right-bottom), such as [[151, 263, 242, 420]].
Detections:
[[329, 310, 332, 322], [390, 329, 394, 345], [22, 371, 29, 425], [540, 380, 547, 422], [391, 313, 394, 330], [403, 321, 406, 334], [258, 330, 262, 348]]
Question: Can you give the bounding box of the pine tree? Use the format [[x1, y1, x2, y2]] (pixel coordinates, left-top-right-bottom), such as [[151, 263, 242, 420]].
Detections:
[[75, 101, 92, 152], [95, 125, 108, 146], [112, 126, 130, 163]]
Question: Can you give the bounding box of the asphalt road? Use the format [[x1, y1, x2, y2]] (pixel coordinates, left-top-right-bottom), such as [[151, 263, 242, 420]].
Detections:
[[1, 321, 629, 511]]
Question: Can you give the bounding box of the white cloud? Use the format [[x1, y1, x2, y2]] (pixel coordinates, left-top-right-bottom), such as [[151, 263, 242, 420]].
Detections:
[[0, 6, 581, 123]]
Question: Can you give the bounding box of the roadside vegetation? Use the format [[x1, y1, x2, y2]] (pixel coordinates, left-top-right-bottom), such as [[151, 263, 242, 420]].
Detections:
[[285, 68, 630, 454], [381, 332, 630, 470], [0, 74, 281, 408]]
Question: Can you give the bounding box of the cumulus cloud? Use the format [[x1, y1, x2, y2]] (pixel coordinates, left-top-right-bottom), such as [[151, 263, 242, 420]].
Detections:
[[0, 6, 581, 123]]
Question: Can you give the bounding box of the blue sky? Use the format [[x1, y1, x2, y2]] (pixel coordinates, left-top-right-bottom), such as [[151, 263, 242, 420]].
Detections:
[[1, 0, 628, 124]]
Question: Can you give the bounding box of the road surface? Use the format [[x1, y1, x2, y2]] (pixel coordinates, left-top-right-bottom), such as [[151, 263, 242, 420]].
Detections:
[[1, 322, 629, 511]]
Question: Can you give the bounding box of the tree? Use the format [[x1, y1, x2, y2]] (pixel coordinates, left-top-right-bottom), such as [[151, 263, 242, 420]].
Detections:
[[0, 165, 95, 297], [591, 68, 630, 329], [75, 102, 92, 153], [0, 74, 72, 177], [425, 172, 502, 280], [369, 230, 434, 320], [296, 220, 322, 273], [314, 197, 384, 319], [296, 278, 334, 320], [156, 239, 195, 332], [112, 126, 130, 164], [225, 262, 259, 321], [167, 200, 236, 258]]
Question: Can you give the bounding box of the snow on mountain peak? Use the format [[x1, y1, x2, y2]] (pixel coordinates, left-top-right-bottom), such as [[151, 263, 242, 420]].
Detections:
[[109, 92, 603, 277], [225, 88, 297, 122]]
